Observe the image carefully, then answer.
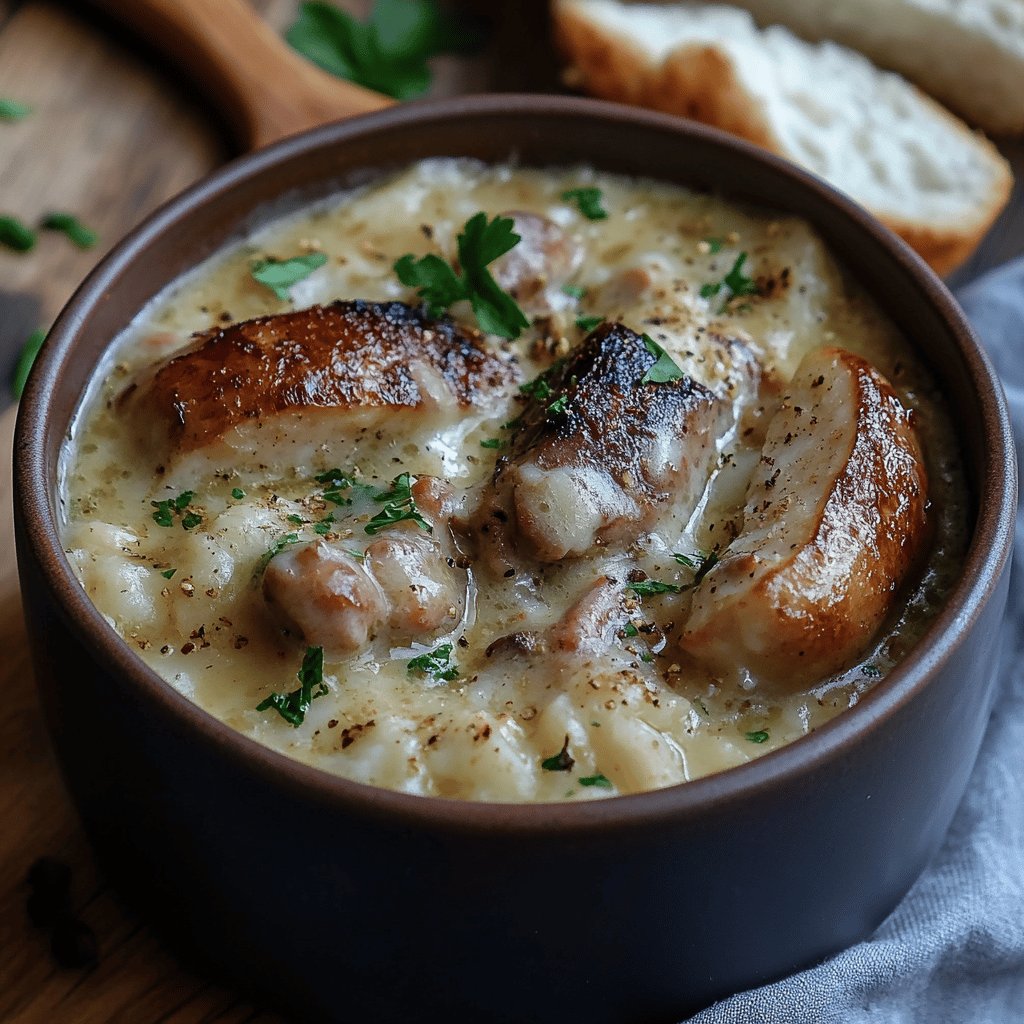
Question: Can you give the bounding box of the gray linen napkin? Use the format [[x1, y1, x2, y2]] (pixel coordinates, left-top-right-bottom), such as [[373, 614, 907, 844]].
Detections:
[[684, 258, 1024, 1024]]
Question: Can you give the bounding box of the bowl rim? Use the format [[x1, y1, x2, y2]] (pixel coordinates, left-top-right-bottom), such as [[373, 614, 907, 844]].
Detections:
[[15, 93, 1017, 836]]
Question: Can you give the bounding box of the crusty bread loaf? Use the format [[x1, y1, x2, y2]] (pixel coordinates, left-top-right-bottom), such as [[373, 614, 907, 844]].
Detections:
[[553, 0, 1013, 275], [730, 0, 1024, 137]]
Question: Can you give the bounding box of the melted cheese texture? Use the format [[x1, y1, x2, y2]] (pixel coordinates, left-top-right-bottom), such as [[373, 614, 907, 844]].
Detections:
[[61, 159, 967, 802]]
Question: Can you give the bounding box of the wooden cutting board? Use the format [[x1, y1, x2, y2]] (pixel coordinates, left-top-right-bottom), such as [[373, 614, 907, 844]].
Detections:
[[0, 1, 1020, 1021]]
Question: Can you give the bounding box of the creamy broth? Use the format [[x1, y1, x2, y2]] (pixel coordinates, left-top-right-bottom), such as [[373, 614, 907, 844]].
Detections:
[[61, 159, 968, 801]]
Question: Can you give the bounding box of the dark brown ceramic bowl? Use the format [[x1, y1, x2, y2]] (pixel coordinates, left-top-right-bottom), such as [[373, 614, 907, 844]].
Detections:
[[14, 96, 1016, 1024]]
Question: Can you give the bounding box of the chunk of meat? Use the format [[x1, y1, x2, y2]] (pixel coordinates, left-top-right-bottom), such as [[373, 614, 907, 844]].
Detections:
[[472, 322, 726, 568], [263, 475, 467, 654], [683, 347, 929, 689], [491, 211, 583, 316], [122, 300, 514, 476], [547, 576, 632, 655]]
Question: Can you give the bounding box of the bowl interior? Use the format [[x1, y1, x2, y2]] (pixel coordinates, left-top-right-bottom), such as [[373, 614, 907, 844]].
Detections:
[[16, 94, 1017, 830]]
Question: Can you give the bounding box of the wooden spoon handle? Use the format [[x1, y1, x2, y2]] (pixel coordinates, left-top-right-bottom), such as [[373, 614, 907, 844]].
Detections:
[[89, 0, 393, 150]]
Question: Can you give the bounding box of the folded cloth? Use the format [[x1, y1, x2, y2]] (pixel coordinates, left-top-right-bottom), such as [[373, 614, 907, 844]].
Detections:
[[685, 258, 1024, 1024]]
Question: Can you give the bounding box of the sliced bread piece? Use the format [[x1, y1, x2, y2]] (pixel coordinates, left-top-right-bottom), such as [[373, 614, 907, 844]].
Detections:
[[553, 0, 1013, 275], [730, 0, 1024, 137]]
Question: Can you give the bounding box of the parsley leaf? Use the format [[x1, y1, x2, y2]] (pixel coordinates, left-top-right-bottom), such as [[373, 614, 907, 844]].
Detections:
[[579, 773, 612, 788], [40, 212, 97, 249], [640, 333, 683, 384], [313, 512, 336, 536], [316, 467, 369, 506], [231, 487, 245, 500], [673, 550, 719, 586], [541, 735, 575, 772], [286, 0, 480, 101], [151, 491, 202, 531], [250, 252, 327, 301], [547, 394, 569, 417], [745, 730, 770, 744], [479, 437, 504, 449], [394, 212, 529, 339], [561, 283, 586, 300], [160, 568, 177, 579], [703, 237, 724, 254], [256, 645, 328, 727], [626, 579, 682, 596], [11, 328, 46, 399], [365, 471, 431, 534], [0, 98, 31, 121], [519, 374, 553, 401], [255, 532, 301, 575], [407, 643, 459, 682], [620, 622, 639, 638], [561, 187, 607, 220], [576, 315, 604, 332], [700, 252, 760, 303], [0, 216, 36, 252]]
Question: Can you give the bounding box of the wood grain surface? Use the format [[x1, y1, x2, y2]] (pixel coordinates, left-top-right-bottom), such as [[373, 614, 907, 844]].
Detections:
[[0, 1, 1019, 1021]]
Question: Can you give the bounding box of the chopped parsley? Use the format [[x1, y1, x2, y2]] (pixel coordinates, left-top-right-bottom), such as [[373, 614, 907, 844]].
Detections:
[[10, 328, 46, 399], [620, 622, 639, 638], [285, 0, 481, 100], [547, 394, 569, 417], [151, 490, 202, 530], [541, 735, 575, 772], [394, 211, 529, 339], [231, 487, 246, 500], [255, 532, 301, 574], [700, 252, 760, 303], [256, 645, 328, 727], [407, 643, 459, 682], [561, 283, 587, 300], [365, 471, 431, 534], [0, 216, 36, 252], [579, 773, 612, 788], [626, 579, 683, 596], [250, 252, 327, 301], [479, 437, 504, 449], [745, 730, 770, 744], [160, 568, 177, 580], [316, 467, 371, 506], [576, 315, 604, 332], [286, 514, 306, 525], [40, 212, 97, 249], [313, 512, 336, 535], [673, 550, 719, 587], [703, 237, 724, 254], [640, 333, 684, 384], [519, 374, 553, 401], [0, 99, 31, 121], [561, 187, 607, 220]]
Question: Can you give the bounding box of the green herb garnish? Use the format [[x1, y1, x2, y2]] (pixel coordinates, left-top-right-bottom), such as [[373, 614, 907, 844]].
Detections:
[[0, 216, 36, 252], [287, 514, 306, 525], [0, 99, 31, 121], [621, 622, 639, 638], [703, 237, 724, 254], [286, 0, 480, 100], [40, 212, 97, 249], [579, 773, 612, 788], [394, 212, 529, 339], [407, 643, 459, 682], [479, 437, 504, 449], [151, 490, 201, 530], [520, 373, 553, 401], [576, 315, 604, 332], [250, 252, 328, 301], [365, 471, 430, 535], [11, 328, 46, 399], [547, 394, 569, 417], [313, 512, 336, 536], [862, 664, 882, 679], [541, 735, 575, 772], [231, 487, 245, 500], [561, 187, 607, 220], [255, 532, 301, 574], [640, 333, 683, 384], [626, 579, 683, 596], [700, 252, 760, 303], [316, 467, 368, 506], [673, 550, 719, 587], [256, 645, 327, 727], [561, 283, 587, 300], [745, 730, 770, 744], [160, 568, 177, 580]]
